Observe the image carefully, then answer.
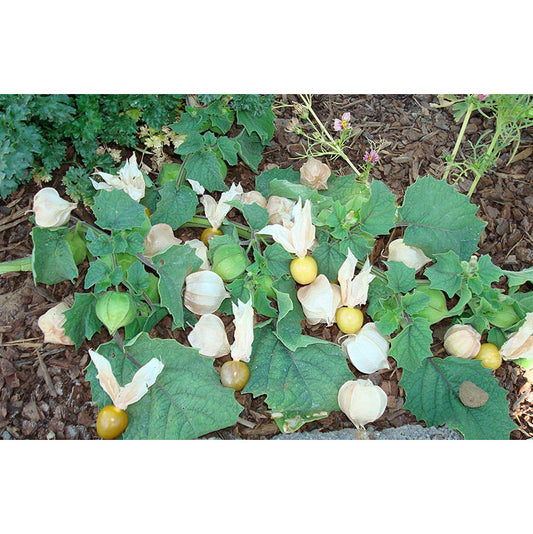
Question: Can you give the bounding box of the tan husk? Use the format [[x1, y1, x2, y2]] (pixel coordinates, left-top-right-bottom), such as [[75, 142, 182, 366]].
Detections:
[[37, 302, 74, 345], [143, 223, 182, 258], [33, 188, 77, 228], [183, 271, 230, 315], [500, 313, 533, 361], [300, 157, 331, 190], [230, 299, 254, 362], [337, 251, 375, 308], [187, 314, 230, 358], [387, 238, 431, 272], [297, 274, 341, 326], [266, 196, 295, 225], [201, 183, 243, 230], [443, 324, 481, 359], [337, 379, 387, 429]]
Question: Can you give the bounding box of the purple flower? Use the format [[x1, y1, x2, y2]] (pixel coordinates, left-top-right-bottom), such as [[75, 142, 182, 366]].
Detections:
[[363, 150, 379, 165], [334, 112, 352, 131], [476, 94, 489, 101]]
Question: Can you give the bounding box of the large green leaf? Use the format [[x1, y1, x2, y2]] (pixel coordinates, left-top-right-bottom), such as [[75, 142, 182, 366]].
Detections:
[[31, 226, 78, 285], [385, 260, 417, 294], [151, 183, 198, 230], [504, 266, 533, 292], [255, 166, 301, 197], [63, 293, 103, 349], [324, 174, 368, 207], [398, 175, 486, 260], [184, 150, 227, 192], [235, 130, 264, 173], [425, 250, 463, 297], [86, 334, 243, 439], [242, 324, 353, 433], [400, 356, 516, 440], [92, 189, 148, 230], [312, 236, 345, 281], [153, 244, 202, 329], [236, 108, 276, 144], [389, 317, 433, 371], [359, 179, 397, 236]]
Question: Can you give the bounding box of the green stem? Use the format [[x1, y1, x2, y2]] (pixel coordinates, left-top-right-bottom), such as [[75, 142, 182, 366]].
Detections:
[[467, 122, 501, 197], [187, 215, 252, 239], [0, 256, 32, 274], [442, 101, 474, 182]]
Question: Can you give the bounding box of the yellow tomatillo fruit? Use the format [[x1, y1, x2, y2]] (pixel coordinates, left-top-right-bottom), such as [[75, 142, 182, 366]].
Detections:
[[475, 342, 502, 371], [144, 207, 151, 217], [96, 405, 129, 440], [290, 256, 318, 285], [220, 360, 250, 391], [201, 227, 223, 246], [336, 306, 364, 334]]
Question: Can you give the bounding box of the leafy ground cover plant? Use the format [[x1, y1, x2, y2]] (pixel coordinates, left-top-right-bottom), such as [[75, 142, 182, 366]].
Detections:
[[2, 95, 532, 440]]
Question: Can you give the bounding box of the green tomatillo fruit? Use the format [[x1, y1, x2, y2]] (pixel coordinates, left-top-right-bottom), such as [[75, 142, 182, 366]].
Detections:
[[95, 291, 137, 335], [66, 231, 87, 266], [211, 244, 250, 281], [412, 286, 449, 325], [145, 273, 160, 304], [486, 301, 520, 330]]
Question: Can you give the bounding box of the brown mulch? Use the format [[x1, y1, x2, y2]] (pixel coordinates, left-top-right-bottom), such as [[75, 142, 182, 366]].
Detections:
[[1, 94, 532, 440]]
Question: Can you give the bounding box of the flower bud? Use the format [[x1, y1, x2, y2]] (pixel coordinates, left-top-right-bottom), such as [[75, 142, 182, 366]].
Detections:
[[500, 313, 533, 361], [341, 323, 390, 374], [187, 314, 230, 358], [143, 223, 181, 258], [338, 379, 387, 429], [443, 324, 481, 359], [183, 270, 230, 315], [241, 190, 267, 208], [297, 274, 341, 326], [387, 238, 431, 272], [300, 158, 331, 190], [266, 196, 295, 225], [33, 187, 77, 228], [37, 302, 74, 345], [95, 291, 137, 335], [211, 243, 250, 281]]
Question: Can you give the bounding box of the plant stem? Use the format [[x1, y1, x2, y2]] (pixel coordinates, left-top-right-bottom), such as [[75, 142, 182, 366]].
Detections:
[[442, 101, 474, 182], [467, 123, 501, 197], [0, 256, 32, 274], [187, 215, 252, 239]]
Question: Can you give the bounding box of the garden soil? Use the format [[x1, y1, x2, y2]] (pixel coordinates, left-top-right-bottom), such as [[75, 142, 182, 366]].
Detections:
[[1, 94, 532, 440]]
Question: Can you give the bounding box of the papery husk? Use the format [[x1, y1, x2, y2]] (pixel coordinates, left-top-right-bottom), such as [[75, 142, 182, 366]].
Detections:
[[241, 190, 267, 208], [337, 379, 387, 429], [230, 299, 254, 362], [183, 270, 230, 315], [185, 239, 210, 270], [500, 313, 533, 361], [187, 314, 230, 358], [37, 302, 74, 345], [258, 198, 315, 258], [266, 196, 295, 225], [143, 223, 182, 258], [33, 188, 77, 228], [387, 238, 431, 272], [341, 323, 390, 374], [201, 183, 243, 230], [443, 324, 481, 359], [89, 349, 164, 411], [338, 251, 375, 307], [297, 274, 341, 326], [187, 179, 205, 195], [91, 154, 145, 202], [300, 157, 331, 190]]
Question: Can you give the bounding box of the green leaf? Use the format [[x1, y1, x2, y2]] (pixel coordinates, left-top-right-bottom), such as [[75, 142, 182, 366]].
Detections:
[[476, 255, 504, 286], [125, 261, 149, 294], [153, 244, 202, 329], [389, 317, 433, 371], [339, 232, 374, 260], [385, 260, 417, 294], [398, 175, 487, 260], [503, 266, 533, 291], [236, 108, 275, 144], [401, 291, 431, 315], [373, 297, 402, 336], [268, 179, 322, 203], [424, 250, 463, 297], [227, 200, 269, 230], [174, 130, 205, 155], [263, 243, 293, 279], [242, 323, 353, 433], [151, 183, 198, 230], [31, 227, 78, 285], [312, 237, 345, 281], [92, 189, 148, 231], [87, 333, 243, 439], [273, 277, 305, 351], [359, 180, 397, 236], [216, 136, 240, 166], [184, 150, 227, 192], [400, 356, 517, 439], [157, 163, 181, 186], [63, 293, 103, 349], [85, 227, 114, 257], [235, 130, 264, 173], [324, 174, 368, 207], [84, 258, 122, 292], [255, 166, 301, 197]]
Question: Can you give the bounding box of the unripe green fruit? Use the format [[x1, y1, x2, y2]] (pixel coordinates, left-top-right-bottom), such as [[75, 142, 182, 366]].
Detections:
[[212, 244, 250, 281], [412, 286, 448, 325], [95, 291, 137, 335], [101, 253, 137, 276], [145, 273, 160, 304], [257, 274, 276, 298], [486, 301, 520, 329], [66, 231, 87, 265]]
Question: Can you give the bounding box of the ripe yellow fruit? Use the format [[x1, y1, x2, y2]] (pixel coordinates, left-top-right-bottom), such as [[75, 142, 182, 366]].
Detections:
[[290, 256, 318, 285], [144, 207, 151, 217], [96, 405, 129, 439], [475, 342, 502, 371], [201, 227, 223, 246], [336, 306, 364, 334], [220, 361, 250, 391]]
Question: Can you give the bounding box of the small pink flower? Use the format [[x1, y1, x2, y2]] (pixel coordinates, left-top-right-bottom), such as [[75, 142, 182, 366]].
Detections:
[[363, 150, 379, 165], [334, 112, 351, 131], [476, 94, 489, 101]]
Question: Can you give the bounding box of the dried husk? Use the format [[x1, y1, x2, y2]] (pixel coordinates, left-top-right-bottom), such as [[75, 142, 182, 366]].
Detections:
[[443, 324, 481, 359], [201, 183, 243, 230], [183, 270, 230, 315], [337, 252, 375, 307], [33, 188, 77, 228], [500, 313, 533, 361], [185, 239, 210, 270], [300, 157, 331, 190], [241, 190, 267, 208], [297, 274, 341, 326], [266, 196, 295, 225], [37, 302, 74, 345], [187, 314, 230, 358], [143, 223, 182, 258], [91, 154, 145, 201], [341, 323, 390, 374], [337, 379, 387, 429], [230, 299, 254, 362], [387, 238, 431, 272]]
